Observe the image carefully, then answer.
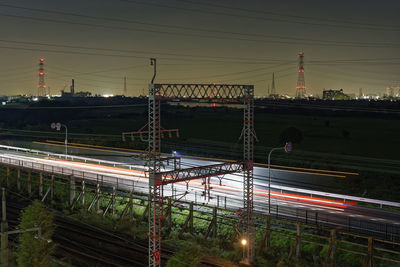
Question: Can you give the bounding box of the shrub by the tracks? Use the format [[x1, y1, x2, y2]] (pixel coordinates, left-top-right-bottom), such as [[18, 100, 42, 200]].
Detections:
[[166, 243, 203, 267], [16, 200, 56, 267]]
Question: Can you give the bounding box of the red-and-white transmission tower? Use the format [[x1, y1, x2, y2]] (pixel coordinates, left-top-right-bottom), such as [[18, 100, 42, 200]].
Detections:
[[38, 58, 46, 97], [296, 52, 306, 98]]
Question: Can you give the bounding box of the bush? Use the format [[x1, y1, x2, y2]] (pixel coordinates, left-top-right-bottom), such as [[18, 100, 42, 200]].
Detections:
[[166, 244, 203, 267], [16, 200, 56, 267]]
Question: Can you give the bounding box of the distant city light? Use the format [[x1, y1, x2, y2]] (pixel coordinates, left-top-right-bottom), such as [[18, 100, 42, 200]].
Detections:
[[102, 94, 114, 98]]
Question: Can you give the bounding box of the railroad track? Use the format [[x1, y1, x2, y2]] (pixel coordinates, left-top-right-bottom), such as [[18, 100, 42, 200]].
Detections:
[[1, 198, 175, 266], [2, 196, 230, 267]]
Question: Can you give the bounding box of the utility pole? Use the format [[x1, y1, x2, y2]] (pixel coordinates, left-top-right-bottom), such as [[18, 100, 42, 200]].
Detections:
[[1, 188, 8, 266], [0, 188, 51, 266]]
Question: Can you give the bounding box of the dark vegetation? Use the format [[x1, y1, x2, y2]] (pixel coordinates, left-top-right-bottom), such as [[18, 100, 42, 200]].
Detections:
[[3, 171, 398, 267], [0, 98, 399, 202], [16, 200, 56, 267]]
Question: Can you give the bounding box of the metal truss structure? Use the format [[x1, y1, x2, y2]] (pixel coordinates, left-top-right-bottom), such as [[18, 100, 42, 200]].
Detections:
[[144, 58, 255, 267], [296, 52, 306, 98], [157, 161, 244, 185], [122, 123, 179, 142], [38, 58, 46, 97], [146, 79, 255, 266], [152, 83, 251, 100]]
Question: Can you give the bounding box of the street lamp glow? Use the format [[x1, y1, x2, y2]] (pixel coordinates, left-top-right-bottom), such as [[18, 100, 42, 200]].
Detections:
[[241, 238, 247, 246]]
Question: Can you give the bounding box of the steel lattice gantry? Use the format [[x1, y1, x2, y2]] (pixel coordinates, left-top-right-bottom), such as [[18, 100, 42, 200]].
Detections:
[[147, 83, 255, 266]]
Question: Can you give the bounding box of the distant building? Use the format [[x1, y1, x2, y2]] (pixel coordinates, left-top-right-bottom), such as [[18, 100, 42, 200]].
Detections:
[[60, 79, 92, 98], [61, 79, 75, 98], [322, 89, 350, 100], [386, 86, 400, 98]]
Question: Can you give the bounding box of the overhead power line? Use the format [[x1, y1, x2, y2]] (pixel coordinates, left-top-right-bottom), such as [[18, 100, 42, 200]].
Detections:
[[0, 39, 289, 63], [0, 12, 399, 48], [155, 62, 295, 81], [1, 39, 399, 66], [174, 0, 400, 30], [119, 0, 400, 32], [0, 3, 398, 46]]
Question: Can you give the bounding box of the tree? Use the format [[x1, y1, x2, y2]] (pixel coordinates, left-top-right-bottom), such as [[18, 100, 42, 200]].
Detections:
[[278, 127, 303, 145], [342, 129, 350, 139], [16, 200, 56, 267]]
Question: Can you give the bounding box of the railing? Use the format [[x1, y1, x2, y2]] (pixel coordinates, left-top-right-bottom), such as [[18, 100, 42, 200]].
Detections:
[[0, 154, 140, 191], [0, 147, 399, 243], [270, 184, 400, 208], [3, 145, 399, 209], [0, 145, 144, 171]]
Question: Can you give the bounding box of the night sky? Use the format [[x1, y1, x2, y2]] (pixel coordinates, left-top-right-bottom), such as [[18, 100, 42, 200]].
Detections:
[[0, 0, 399, 97]]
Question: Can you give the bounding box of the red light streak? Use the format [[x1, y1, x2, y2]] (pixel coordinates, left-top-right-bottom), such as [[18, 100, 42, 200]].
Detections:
[[45, 158, 358, 209]]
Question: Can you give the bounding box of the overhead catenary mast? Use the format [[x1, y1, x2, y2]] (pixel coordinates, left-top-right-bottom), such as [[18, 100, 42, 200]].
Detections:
[[296, 52, 306, 98], [142, 58, 255, 266]]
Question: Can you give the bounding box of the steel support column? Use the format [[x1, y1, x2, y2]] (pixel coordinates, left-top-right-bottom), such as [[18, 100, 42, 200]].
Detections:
[[96, 184, 101, 213], [69, 176, 75, 206], [81, 180, 86, 210], [112, 186, 116, 216], [39, 173, 43, 198], [243, 86, 255, 264], [27, 171, 31, 196], [6, 168, 9, 188], [148, 82, 162, 267], [17, 169, 20, 192], [50, 175, 55, 201]]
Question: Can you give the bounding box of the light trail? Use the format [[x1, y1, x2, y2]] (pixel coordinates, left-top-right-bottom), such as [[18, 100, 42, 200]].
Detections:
[[44, 156, 357, 209], [47, 157, 148, 177], [1, 151, 357, 210], [2, 145, 400, 230], [36, 140, 357, 178]]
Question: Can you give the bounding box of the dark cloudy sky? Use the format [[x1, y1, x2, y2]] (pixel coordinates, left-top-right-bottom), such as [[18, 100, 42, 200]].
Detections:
[[0, 0, 399, 97]]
